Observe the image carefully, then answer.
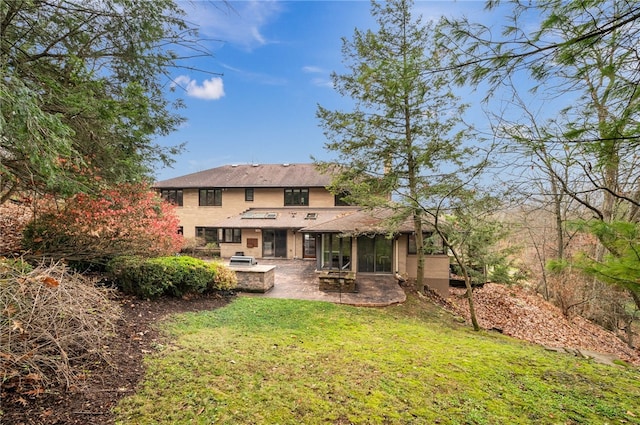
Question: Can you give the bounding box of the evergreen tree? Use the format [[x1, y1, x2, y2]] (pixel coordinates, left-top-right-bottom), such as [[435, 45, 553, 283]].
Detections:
[[0, 0, 209, 202], [316, 0, 473, 294]]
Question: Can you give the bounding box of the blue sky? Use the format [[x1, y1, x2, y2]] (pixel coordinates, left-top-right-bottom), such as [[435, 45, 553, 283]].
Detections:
[[155, 1, 505, 181]]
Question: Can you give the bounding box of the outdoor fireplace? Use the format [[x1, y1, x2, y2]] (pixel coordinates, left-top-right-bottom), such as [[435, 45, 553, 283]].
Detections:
[[318, 270, 357, 293]]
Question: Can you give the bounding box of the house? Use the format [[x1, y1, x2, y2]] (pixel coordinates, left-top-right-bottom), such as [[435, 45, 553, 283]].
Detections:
[[154, 163, 450, 297]]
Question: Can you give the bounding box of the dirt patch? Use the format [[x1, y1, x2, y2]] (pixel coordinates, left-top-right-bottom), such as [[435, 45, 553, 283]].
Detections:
[[1, 292, 233, 425]]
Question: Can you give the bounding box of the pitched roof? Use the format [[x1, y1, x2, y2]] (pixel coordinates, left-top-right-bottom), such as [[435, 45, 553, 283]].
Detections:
[[211, 207, 360, 229], [213, 206, 428, 235], [155, 163, 334, 188], [300, 208, 427, 235]]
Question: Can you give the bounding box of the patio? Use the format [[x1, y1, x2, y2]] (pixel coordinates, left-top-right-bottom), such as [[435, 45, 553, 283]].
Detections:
[[238, 258, 406, 307]]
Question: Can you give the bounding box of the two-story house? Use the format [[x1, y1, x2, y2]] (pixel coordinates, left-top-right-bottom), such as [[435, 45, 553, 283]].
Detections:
[[154, 163, 450, 296]]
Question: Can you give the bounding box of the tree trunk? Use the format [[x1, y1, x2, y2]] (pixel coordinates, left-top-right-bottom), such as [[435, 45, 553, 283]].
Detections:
[[447, 237, 480, 331], [413, 213, 425, 293]]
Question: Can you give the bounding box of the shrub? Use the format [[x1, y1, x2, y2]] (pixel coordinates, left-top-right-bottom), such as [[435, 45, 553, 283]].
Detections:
[[180, 237, 207, 255], [107, 256, 237, 299], [0, 259, 121, 394], [22, 183, 183, 267], [207, 261, 239, 291]]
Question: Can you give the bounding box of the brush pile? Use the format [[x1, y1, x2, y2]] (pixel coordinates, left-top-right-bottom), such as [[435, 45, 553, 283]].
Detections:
[[1, 260, 121, 396]]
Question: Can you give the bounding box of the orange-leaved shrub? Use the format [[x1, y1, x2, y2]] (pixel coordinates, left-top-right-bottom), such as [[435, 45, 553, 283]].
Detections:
[[23, 183, 183, 265]]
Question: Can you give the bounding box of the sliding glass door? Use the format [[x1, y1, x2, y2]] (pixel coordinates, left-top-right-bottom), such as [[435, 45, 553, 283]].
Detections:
[[357, 236, 392, 273], [263, 229, 287, 257]]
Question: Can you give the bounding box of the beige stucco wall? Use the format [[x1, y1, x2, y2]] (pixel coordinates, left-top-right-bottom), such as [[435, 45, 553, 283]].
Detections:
[[219, 229, 306, 260], [176, 187, 336, 239], [219, 228, 263, 258], [404, 254, 450, 298]]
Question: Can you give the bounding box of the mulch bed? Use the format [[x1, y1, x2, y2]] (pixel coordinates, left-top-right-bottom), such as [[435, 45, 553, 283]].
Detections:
[[1, 293, 233, 425]]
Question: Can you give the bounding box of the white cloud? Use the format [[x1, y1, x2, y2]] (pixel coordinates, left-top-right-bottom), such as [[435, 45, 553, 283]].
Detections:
[[302, 66, 324, 74], [220, 63, 287, 86], [303, 65, 332, 88], [311, 77, 333, 88], [182, 0, 283, 51], [174, 75, 225, 100]]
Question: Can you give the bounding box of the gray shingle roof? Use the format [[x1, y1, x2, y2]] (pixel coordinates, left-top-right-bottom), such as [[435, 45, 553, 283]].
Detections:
[[155, 163, 334, 188]]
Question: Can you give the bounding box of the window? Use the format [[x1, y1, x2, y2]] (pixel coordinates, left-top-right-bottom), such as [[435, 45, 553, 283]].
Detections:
[[334, 192, 351, 206], [199, 188, 222, 206], [321, 234, 352, 270], [357, 235, 392, 273], [160, 189, 183, 206], [222, 228, 242, 243], [245, 188, 254, 202], [284, 188, 309, 206], [177, 226, 183, 235], [195, 227, 218, 244], [408, 232, 445, 254]]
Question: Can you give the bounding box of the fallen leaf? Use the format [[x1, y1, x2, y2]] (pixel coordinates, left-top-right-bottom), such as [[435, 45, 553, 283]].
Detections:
[[2, 303, 18, 317], [12, 320, 25, 334], [24, 387, 45, 396], [41, 276, 59, 288], [24, 373, 41, 381]]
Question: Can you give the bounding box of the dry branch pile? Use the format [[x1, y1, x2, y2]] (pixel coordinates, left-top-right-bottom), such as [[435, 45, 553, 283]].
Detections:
[[1, 261, 122, 395], [449, 283, 640, 366]]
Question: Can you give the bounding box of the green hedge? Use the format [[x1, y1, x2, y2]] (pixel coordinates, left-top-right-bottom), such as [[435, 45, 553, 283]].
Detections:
[[107, 256, 237, 299]]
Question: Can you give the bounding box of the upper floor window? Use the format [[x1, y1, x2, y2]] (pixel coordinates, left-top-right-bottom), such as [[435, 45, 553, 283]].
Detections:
[[408, 232, 445, 255], [334, 191, 352, 206], [284, 188, 309, 206], [160, 189, 183, 206], [245, 188, 254, 202], [199, 188, 222, 206]]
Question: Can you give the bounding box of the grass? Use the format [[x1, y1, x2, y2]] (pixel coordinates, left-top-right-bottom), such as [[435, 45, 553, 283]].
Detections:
[[114, 294, 640, 424]]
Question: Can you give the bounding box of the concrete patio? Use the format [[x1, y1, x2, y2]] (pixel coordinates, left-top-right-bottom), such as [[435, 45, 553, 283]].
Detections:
[[238, 258, 406, 307]]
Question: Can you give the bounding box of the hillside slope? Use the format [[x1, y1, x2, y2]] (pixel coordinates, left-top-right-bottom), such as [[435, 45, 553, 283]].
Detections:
[[448, 283, 640, 365]]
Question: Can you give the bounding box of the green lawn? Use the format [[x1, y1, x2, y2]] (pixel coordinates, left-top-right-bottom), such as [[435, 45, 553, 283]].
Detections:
[[115, 295, 640, 424]]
